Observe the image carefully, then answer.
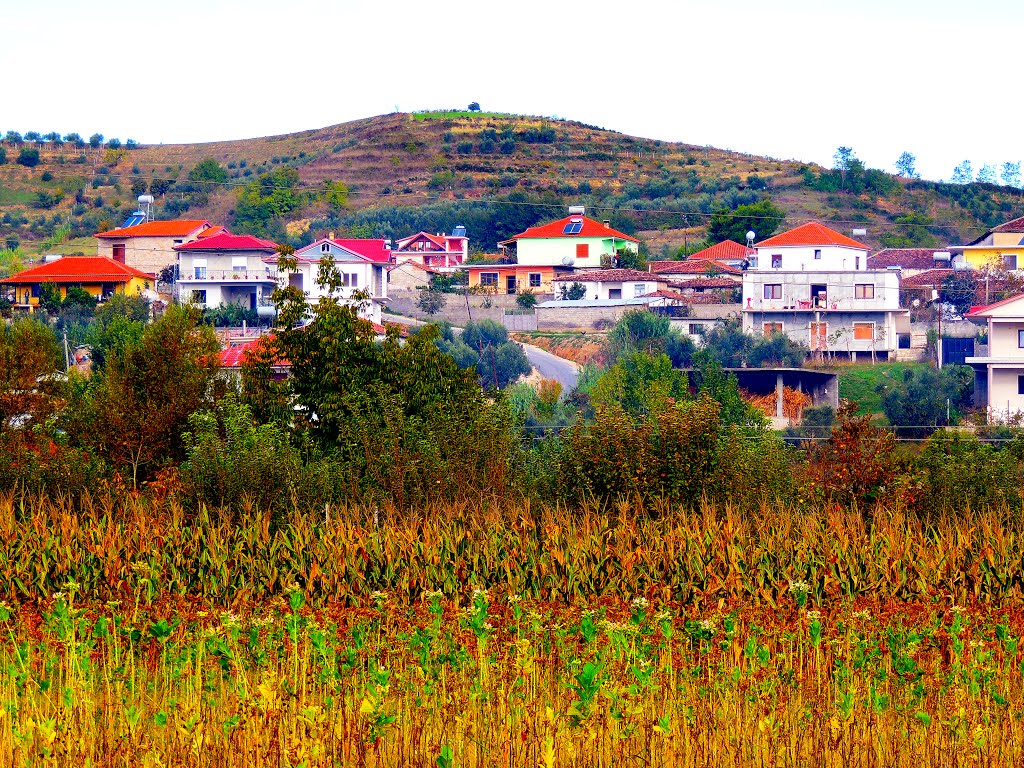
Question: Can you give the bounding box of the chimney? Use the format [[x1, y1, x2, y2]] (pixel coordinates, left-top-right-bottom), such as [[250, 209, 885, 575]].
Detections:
[[328, 231, 335, 240], [603, 220, 611, 228]]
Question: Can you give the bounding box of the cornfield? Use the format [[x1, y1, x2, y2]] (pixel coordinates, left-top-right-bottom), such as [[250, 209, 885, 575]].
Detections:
[[2, 492, 1024, 766]]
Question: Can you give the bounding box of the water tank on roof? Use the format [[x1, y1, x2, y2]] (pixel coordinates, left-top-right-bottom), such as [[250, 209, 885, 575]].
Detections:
[[452, 225, 467, 237], [568, 205, 586, 216], [43, 254, 63, 263], [933, 251, 951, 262]]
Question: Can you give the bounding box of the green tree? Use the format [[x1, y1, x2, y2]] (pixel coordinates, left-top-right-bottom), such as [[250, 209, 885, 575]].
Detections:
[[322, 180, 349, 210], [559, 282, 586, 300], [977, 164, 997, 184], [188, 158, 228, 184], [67, 304, 221, 488], [62, 285, 96, 310], [88, 133, 104, 148], [1001, 161, 1021, 189], [234, 168, 300, 235], [16, 148, 40, 167], [515, 290, 538, 310], [940, 271, 978, 316], [951, 160, 973, 184], [416, 283, 447, 315], [4, 131, 23, 145], [0, 319, 63, 433], [894, 151, 918, 178], [591, 351, 689, 416], [878, 212, 939, 249], [875, 364, 974, 437], [63, 133, 85, 148], [706, 198, 785, 244]]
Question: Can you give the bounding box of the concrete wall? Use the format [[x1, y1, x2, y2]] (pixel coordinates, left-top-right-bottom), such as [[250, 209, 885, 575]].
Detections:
[[537, 304, 646, 331], [386, 290, 549, 326]]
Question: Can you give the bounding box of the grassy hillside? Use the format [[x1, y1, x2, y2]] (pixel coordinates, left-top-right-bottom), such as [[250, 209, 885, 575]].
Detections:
[[1, 111, 1022, 270]]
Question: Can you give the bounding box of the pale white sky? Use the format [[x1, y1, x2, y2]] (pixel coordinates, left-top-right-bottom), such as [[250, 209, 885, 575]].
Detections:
[[3, 0, 1020, 182]]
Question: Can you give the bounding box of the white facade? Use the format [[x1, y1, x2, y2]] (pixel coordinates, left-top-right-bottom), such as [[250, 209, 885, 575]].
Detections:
[[554, 277, 659, 301], [742, 270, 906, 359], [749, 244, 868, 272], [966, 294, 1024, 422], [176, 250, 278, 313], [285, 240, 389, 324], [515, 236, 636, 269]]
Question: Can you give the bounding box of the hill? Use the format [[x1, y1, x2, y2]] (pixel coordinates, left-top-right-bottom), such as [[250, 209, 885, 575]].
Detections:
[[1, 111, 1022, 269]]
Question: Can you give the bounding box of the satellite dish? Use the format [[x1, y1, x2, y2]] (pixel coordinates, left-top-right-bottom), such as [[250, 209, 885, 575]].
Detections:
[[561, 255, 574, 266]]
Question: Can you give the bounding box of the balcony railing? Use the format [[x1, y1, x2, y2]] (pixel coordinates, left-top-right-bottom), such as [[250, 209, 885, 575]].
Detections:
[[179, 270, 279, 282]]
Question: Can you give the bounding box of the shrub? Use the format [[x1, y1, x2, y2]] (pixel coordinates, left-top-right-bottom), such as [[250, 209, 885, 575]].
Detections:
[[16, 148, 40, 167]]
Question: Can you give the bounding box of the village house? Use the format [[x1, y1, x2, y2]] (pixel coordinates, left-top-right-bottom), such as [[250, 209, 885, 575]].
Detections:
[[497, 206, 639, 270], [966, 292, 1024, 422], [386, 261, 437, 291], [392, 227, 468, 268], [649, 259, 743, 278], [95, 219, 213, 274], [1, 255, 155, 310], [282, 236, 391, 324], [949, 215, 1024, 271], [553, 269, 672, 301], [742, 222, 907, 359], [867, 248, 954, 276], [174, 232, 279, 315], [464, 262, 571, 295]]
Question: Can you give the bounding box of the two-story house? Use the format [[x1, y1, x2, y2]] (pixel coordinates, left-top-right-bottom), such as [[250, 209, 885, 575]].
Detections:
[[174, 232, 279, 315], [966, 293, 1024, 422], [393, 227, 467, 268], [949, 215, 1024, 271], [96, 220, 212, 274], [466, 207, 639, 294], [282, 237, 391, 324], [742, 222, 908, 359]]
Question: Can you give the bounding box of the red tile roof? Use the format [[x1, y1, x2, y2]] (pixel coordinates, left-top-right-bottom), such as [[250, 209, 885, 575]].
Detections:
[[296, 238, 393, 264], [756, 222, 868, 250], [552, 268, 667, 283], [175, 233, 278, 252], [687, 239, 753, 262], [95, 220, 210, 239], [503, 215, 638, 243], [966, 292, 1024, 317], [899, 268, 955, 288], [219, 336, 291, 369], [1, 256, 155, 284], [867, 248, 947, 270], [966, 215, 1024, 246], [197, 226, 228, 239], [638, 289, 688, 300], [668, 276, 742, 289], [651, 259, 742, 276]]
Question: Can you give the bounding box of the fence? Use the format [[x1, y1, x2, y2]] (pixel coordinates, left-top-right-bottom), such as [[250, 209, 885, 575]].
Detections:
[[503, 309, 537, 331]]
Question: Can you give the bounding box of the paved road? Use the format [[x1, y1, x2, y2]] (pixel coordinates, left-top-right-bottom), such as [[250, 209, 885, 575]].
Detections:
[[521, 343, 579, 391], [382, 313, 580, 391]]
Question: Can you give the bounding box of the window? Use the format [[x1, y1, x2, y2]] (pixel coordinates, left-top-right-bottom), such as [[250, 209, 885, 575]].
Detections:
[[576, 243, 589, 258], [1004, 254, 1018, 270], [173, 240, 183, 246], [855, 256, 861, 269], [321, 243, 330, 253], [232, 256, 247, 274], [112, 243, 126, 263], [480, 272, 498, 286], [634, 284, 646, 297], [763, 322, 783, 334], [1017, 329, 1024, 348], [608, 288, 622, 299], [810, 322, 828, 347], [190, 290, 207, 304], [748, 256, 758, 268], [529, 273, 541, 288], [350, 273, 358, 288], [814, 249, 822, 260], [855, 284, 875, 299], [563, 218, 583, 235], [853, 322, 874, 340], [771, 254, 782, 269], [764, 284, 782, 300], [194, 266, 207, 279], [688, 323, 702, 336], [1019, 375, 1024, 395]]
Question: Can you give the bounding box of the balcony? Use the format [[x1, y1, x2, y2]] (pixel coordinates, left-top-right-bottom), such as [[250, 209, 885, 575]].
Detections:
[[179, 269, 279, 283]]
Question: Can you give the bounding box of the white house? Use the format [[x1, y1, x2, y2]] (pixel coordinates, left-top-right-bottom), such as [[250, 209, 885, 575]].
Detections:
[[742, 270, 907, 360], [750, 222, 870, 272], [175, 232, 279, 314], [499, 206, 639, 269], [966, 293, 1024, 422], [283, 237, 391, 324], [552, 269, 671, 301], [393, 227, 467, 268]]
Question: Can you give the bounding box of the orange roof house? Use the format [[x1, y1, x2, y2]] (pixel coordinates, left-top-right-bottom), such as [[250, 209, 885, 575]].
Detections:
[[2, 256, 155, 310], [498, 207, 640, 270], [95, 219, 212, 274]]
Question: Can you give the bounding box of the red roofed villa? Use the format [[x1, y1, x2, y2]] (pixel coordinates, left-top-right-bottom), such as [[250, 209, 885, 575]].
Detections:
[[751, 221, 870, 271], [96, 219, 212, 274], [174, 232, 280, 314], [498, 206, 639, 270], [1, 256, 155, 310]]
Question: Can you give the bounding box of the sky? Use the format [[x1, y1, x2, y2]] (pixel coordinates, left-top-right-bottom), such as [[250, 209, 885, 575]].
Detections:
[[3, 0, 1021, 182]]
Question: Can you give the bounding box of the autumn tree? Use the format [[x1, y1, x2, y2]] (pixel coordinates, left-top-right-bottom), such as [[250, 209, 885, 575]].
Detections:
[[68, 304, 220, 488]]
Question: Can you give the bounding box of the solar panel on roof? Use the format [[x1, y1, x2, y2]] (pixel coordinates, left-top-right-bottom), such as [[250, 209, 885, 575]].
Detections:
[[121, 212, 146, 228], [563, 220, 583, 235]]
